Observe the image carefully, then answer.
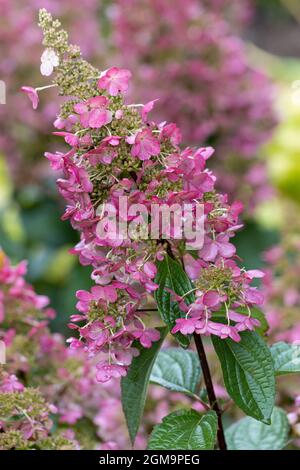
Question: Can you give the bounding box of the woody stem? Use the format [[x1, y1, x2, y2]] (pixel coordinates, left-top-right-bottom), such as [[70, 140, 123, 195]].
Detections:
[[193, 333, 227, 450]]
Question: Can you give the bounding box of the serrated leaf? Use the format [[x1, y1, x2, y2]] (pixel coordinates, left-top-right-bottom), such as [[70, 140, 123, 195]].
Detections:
[[148, 410, 218, 450], [226, 407, 289, 450], [270, 341, 300, 375], [121, 327, 167, 445], [212, 331, 275, 423], [150, 348, 201, 396], [155, 254, 195, 348]]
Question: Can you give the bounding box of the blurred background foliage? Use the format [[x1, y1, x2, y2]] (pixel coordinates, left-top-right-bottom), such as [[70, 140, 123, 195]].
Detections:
[[1, 0, 300, 334]]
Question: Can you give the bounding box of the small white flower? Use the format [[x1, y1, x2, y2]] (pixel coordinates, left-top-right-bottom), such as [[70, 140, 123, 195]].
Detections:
[[40, 49, 59, 77]]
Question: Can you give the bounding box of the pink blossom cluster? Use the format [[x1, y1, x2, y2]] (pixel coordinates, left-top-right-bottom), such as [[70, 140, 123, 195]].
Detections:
[[25, 8, 266, 385], [0, 0, 102, 181], [109, 0, 276, 210], [173, 258, 263, 342]]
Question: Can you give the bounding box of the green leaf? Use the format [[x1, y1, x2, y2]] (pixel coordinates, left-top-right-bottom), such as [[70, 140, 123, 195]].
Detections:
[[226, 407, 289, 450], [148, 410, 218, 450], [121, 327, 167, 445], [150, 348, 201, 397], [270, 341, 300, 375], [155, 254, 195, 348], [212, 331, 275, 423]]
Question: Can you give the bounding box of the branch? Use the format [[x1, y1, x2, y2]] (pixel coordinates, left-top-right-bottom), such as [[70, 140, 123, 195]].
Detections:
[[193, 333, 227, 450], [136, 309, 158, 312]]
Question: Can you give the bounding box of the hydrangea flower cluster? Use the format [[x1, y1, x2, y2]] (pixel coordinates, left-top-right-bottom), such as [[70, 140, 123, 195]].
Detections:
[[173, 256, 263, 342], [0, 252, 76, 449], [109, 0, 276, 210], [0, 384, 75, 450], [0, 0, 102, 182], [23, 9, 265, 384]]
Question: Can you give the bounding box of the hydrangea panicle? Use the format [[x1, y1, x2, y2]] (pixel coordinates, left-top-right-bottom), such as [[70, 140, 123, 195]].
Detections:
[[22, 9, 265, 384]]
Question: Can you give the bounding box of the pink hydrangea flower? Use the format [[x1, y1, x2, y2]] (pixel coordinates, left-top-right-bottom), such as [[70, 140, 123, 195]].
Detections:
[[206, 322, 241, 342], [96, 363, 127, 383], [172, 318, 199, 335], [98, 67, 132, 96], [21, 86, 39, 110], [74, 96, 112, 129], [130, 129, 160, 160], [200, 234, 236, 262], [53, 131, 80, 146], [132, 328, 160, 348], [244, 287, 264, 306], [143, 262, 157, 278], [141, 99, 159, 122], [45, 151, 66, 171], [230, 311, 260, 332], [202, 290, 225, 308], [86, 321, 109, 347], [159, 122, 182, 146]]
